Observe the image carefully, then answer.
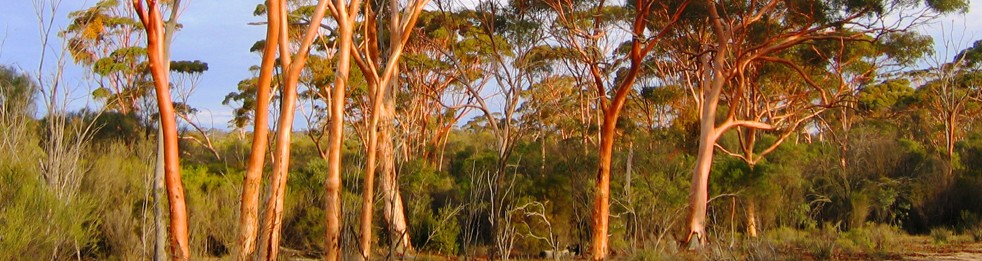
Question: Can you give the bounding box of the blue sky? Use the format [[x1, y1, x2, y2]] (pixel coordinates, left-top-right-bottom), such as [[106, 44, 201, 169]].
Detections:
[[1, 0, 981, 130], [1, 0, 264, 130]]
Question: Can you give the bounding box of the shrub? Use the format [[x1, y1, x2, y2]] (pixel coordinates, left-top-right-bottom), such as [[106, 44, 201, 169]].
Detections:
[[930, 227, 954, 245], [183, 166, 239, 257], [83, 142, 154, 259], [0, 165, 99, 260]]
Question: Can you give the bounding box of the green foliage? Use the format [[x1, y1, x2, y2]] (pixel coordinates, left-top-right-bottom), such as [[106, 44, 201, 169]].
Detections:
[[92, 47, 147, 76], [183, 166, 238, 257], [0, 134, 100, 260], [8, 0, 982, 258], [0, 65, 38, 117], [282, 158, 328, 252], [859, 79, 914, 115], [0, 168, 100, 260], [83, 142, 153, 259], [402, 160, 461, 254], [956, 40, 982, 66], [170, 60, 209, 74], [805, 227, 839, 260], [925, 0, 970, 14], [881, 32, 935, 66]]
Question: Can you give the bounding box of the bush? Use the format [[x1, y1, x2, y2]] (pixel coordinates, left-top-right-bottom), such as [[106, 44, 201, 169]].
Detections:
[[837, 223, 902, 257], [83, 142, 153, 259], [808, 232, 839, 260], [183, 166, 239, 257], [0, 165, 99, 260], [930, 227, 954, 245]]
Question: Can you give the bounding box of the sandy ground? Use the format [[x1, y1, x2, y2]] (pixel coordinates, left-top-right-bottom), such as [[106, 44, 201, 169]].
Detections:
[[905, 240, 982, 261]]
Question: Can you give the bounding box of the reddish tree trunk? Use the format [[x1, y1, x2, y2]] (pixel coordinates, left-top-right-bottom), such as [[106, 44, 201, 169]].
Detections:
[[132, 0, 189, 259], [258, 0, 330, 259], [235, 0, 281, 258], [591, 113, 617, 259]]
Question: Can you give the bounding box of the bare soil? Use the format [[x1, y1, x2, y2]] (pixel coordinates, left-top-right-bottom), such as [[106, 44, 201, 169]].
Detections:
[[902, 237, 982, 261]]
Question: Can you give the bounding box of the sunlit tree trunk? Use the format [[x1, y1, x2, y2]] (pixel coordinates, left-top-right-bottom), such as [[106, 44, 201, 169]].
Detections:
[[149, 0, 184, 259], [358, 3, 384, 259], [258, 0, 330, 259], [375, 3, 413, 253], [946, 113, 957, 162], [132, 0, 189, 259], [591, 111, 617, 259], [580, 0, 685, 258], [686, 5, 728, 243], [687, 96, 718, 246], [235, 0, 281, 258], [944, 112, 958, 182], [324, 0, 360, 259], [746, 201, 758, 238], [349, 1, 429, 257], [380, 125, 413, 253]]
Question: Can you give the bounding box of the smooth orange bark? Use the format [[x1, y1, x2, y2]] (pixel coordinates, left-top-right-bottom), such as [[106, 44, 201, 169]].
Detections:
[[258, 0, 331, 259], [324, 0, 361, 259], [235, 0, 281, 259], [131, 0, 189, 259]]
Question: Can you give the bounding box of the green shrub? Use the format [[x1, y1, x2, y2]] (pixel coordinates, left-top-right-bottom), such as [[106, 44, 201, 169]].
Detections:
[[0, 165, 99, 260], [807, 232, 838, 260], [83, 142, 153, 259], [183, 165, 239, 257], [930, 227, 954, 245], [970, 226, 982, 243]]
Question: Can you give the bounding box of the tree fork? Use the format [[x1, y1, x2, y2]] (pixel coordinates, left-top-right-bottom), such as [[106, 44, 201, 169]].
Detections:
[[257, 0, 331, 258]]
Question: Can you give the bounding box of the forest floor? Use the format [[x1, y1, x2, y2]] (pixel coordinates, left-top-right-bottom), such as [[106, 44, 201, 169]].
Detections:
[[903, 237, 982, 260], [271, 235, 982, 260], [274, 241, 982, 260]]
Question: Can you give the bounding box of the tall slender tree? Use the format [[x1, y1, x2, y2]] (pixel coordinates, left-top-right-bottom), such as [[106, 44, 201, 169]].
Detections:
[[909, 39, 982, 180], [318, 0, 362, 259], [347, 0, 430, 259], [235, 0, 282, 259], [131, 0, 189, 259], [547, 0, 688, 258], [64, 0, 148, 115], [257, 0, 332, 259]]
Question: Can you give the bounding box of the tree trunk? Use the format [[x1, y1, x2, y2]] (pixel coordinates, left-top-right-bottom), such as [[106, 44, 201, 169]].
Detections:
[[156, 32, 189, 261], [325, 1, 356, 258], [686, 53, 724, 248], [258, 0, 330, 259], [235, 0, 281, 258], [133, 1, 190, 258], [687, 109, 715, 247], [380, 126, 412, 253], [153, 127, 167, 261], [591, 112, 618, 260], [625, 141, 633, 201], [687, 1, 727, 247], [945, 113, 957, 183], [358, 74, 381, 261], [947, 114, 957, 162], [379, 28, 413, 255], [259, 35, 300, 261], [746, 201, 758, 238]]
